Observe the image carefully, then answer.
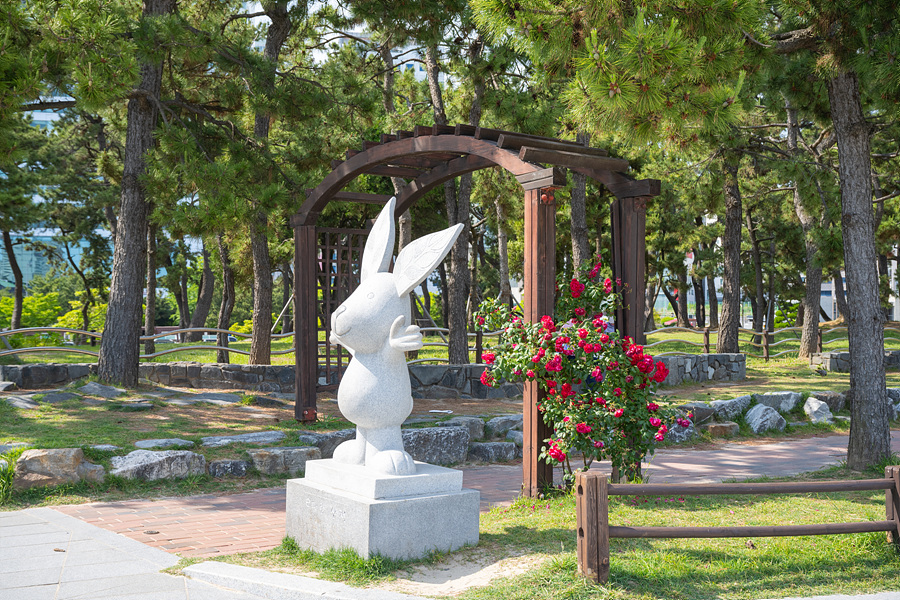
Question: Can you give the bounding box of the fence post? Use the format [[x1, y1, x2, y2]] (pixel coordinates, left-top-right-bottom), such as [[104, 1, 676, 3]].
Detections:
[[476, 330, 483, 363], [703, 328, 710, 354], [576, 472, 610, 583], [887, 466, 900, 547]]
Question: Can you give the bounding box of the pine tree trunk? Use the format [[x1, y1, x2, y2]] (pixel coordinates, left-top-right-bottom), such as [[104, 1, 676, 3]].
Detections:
[[1, 231, 23, 331], [644, 284, 657, 331], [248, 2, 291, 366], [144, 224, 157, 355], [692, 275, 705, 328], [676, 270, 690, 327], [216, 232, 235, 364], [570, 131, 591, 270], [716, 156, 742, 353], [186, 244, 214, 342], [97, 0, 175, 386], [707, 272, 719, 328], [746, 207, 764, 343], [832, 269, 849, 320], [281, 261, 293, 333], [495, 198, 512, 306], [827, 69, 890, 470]]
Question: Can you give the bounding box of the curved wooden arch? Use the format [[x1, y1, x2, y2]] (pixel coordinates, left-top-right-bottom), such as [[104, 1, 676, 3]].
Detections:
[[293, 125, 662, 497], [295, 135, 548, 226]]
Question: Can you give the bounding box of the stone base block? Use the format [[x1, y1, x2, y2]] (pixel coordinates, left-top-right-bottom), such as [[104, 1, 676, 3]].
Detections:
[[286, 474, 479, 560], [305, 458, 462, 499]]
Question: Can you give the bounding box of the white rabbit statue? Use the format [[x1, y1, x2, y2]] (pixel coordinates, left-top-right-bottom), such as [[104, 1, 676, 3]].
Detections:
[[329, 197, 463, 476]]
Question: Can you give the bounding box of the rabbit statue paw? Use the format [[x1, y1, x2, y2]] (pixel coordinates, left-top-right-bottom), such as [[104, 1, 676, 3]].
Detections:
[[328, 197, 463, 476]]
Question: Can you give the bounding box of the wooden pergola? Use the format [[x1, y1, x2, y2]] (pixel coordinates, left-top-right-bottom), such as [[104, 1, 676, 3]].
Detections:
[[291, 124, 661, 496]]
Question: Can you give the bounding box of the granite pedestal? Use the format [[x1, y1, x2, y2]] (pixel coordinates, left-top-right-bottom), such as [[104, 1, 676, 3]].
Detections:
[[285, 459, 479, 560]]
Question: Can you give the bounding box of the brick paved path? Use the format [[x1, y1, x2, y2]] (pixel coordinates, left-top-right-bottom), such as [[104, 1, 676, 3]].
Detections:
[[53, 432, 900, 559]]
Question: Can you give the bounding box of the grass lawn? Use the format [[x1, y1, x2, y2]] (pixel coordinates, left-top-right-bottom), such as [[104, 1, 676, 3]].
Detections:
[[210, 463, 900, 600]]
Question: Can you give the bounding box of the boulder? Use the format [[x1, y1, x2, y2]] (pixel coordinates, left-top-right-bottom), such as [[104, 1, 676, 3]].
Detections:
[[886, 388, 900, 403], [810, 391, 846, 413], [0, 381, 17, 391], [745, 405, 786, 434], [247, 447, 320, 475], [468, 442, 517, 463], [803, 398, 834, 424], [441, 416, 485, 441], [703, 422, 740, 438], [402, 427, 469, 465], [710, 395, 752, 421], [110, 450, 206, 481], [38, 392, 80, 404], [484, 415, 523, 439], [666, 421, 697, 444], [208, 459, 250, 478], [677, 401, 715, 425], [296, 429, 355, 459], [5, 396, 38, 410], [201, 431, 286, 448], [14, 448, 104, 490], [134, 438, 194, 449], [79, 381, 125, 399], [890, 402, 900, 422], [754, 391, 801, 414], [0, 442, 29, 454], [506, 429, 524, 447]]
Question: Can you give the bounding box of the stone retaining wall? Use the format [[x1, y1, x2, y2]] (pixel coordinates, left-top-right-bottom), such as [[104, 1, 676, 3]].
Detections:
[[811, 350, 900, 372], [0, 353, 745, 396]]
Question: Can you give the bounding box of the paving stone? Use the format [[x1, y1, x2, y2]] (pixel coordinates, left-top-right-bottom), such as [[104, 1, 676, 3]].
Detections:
[[14, 448, 105, 490], [89, 444, 121, 452], [441, 416, 486, 441], [710, 395, 752, 421], [200, 431, 286, 448], [79, 381, 126, 399], [677, 401, 715, 424], [746, 404, 787, 434], [803, 397, 834, 424], [703, 422, 740, 437], [484, 414, 523, 439], [248, 446, 320, 475], [110, 450, 206, 481], [134, 438, 195, 449], [208, 459, 250, 478], [468, 442, 517, 463], [190, 392, 242, 404], [38, 392, 80, 404], [5, 396, 38, 410], [158, 397, 197, 406], [248, 396, 287, 408], [81, 397, 109, 407]]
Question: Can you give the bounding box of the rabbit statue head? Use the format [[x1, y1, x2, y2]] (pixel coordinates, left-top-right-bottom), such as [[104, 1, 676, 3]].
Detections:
[[329, 197, 463, 476]]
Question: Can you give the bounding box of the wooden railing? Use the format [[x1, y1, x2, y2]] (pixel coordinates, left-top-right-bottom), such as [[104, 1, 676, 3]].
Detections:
[[575, 467, 900, 584]]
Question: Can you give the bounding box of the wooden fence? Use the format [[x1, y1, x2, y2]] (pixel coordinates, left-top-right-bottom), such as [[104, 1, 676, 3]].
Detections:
[[644, 325, 900, 361], [575, 467, 900, 584]]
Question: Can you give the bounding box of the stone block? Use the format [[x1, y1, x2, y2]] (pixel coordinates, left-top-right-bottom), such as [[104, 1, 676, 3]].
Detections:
[[402, 427, 469, 465], [677, 401, 715, 424], [110, 450, 206, 481], [209, 459, 250, 478], [5, 396, 38, 410], [409, 365, 447, 387], [0, 381, 16, 391], [811, 391, 845, 414], [248, 446, 321, 475], [134, 438, 194, 449], [803, 397, 834, 424], [286, 477, 479, 560], [703, 422, 739, 437], [419, 385, 461, 400], [468, 442, 517, 463], [484, 414, 523, 439], [710, 395, 752, 421], [296, 429, 356, 459], [201, 431, 286, 447], [755, 391, 801, 413], [441, 416, 485, 441], [14, 448, 104, 490], [745, 404, 786, 434], [506, 429, 524, 447]]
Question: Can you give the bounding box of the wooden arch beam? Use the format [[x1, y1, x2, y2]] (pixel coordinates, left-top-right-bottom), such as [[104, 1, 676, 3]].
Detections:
[[294, 136, 544, 226], [394, 155, 495, 215]]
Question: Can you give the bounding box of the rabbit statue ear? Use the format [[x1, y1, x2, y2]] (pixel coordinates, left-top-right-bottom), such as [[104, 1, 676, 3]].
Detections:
[[361, 197, 397, 281], [393, 223, 464, 297]]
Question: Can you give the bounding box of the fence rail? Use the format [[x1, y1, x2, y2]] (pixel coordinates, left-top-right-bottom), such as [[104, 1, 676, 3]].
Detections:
[[574, 467, 900, 584]]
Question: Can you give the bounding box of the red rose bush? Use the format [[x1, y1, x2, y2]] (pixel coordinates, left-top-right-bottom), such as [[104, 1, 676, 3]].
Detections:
[[475, 260, 686, 483]]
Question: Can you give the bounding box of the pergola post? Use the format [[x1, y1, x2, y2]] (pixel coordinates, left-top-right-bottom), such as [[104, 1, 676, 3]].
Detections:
[[611, 196, 650, 345], [294, 224, 318, 422], [522, 187, 556, 496]]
